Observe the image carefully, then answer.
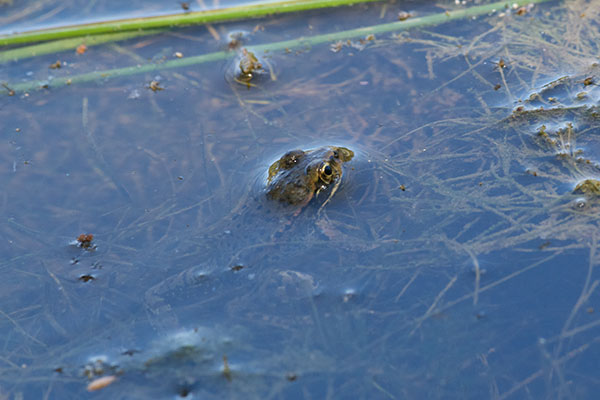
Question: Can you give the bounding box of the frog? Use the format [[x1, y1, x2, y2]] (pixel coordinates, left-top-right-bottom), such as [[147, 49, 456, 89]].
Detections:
[[142, 146, 355, 333], [266, 146, 354, 211]]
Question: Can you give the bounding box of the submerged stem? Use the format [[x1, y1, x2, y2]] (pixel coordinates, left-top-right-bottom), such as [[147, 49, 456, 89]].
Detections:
[[0, 30, 162, 63]]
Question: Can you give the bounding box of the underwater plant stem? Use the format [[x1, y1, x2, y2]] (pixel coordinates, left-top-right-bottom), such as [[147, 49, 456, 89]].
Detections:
[[5, 0, 553, 93], [0, 0, 383, 46], [0, 30, 162, 63]]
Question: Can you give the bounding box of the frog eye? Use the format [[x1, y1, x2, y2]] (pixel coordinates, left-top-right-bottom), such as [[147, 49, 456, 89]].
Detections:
[[319, 162, 333, 183]]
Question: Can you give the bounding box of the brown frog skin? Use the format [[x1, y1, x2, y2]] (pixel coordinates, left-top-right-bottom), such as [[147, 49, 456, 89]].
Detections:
[[266, 146, 354, 209]]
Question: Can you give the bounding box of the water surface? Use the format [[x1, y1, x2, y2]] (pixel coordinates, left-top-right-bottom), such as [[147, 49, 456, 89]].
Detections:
[[1, 0, 600, 398]]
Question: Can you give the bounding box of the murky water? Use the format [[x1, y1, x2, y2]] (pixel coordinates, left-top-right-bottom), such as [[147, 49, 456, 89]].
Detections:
[[2, 0, 600, 398]]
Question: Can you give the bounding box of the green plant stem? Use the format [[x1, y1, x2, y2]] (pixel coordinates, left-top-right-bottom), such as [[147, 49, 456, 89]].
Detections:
[[5, 0, 552, 93], [0, 30, 162, 63], [0, 0, 382, 46]]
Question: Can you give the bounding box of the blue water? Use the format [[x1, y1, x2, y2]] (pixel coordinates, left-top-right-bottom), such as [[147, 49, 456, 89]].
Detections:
[[2, 0, 600, 398]]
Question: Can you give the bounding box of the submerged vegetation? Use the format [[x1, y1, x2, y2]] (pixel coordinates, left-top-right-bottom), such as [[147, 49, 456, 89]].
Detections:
[[3, 0, 600, 399], [573, 179, 600, 196]]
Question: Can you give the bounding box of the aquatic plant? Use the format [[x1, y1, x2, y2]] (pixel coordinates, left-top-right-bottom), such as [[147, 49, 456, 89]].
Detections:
[[1, 0, 552, 92]]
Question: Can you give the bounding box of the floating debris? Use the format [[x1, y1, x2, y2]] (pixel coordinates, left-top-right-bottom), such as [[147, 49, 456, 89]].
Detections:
[[330, 41, 344, 53], [87, 375, 117, 391], [525, 168, 538, 176], [286, 372, 297, 381], [49, 61, 61, 69], [227, 31, 248, 50], [2, 83, 15, 96], [475, 310, 487, 320], [178, 386, 192, 397], [515, 3, 534, 15], [330, 35, 375, 53], [76, 233, 94, 249], [398, 11, 412, 21], [516, 6, 528, 15], [76, 44, 87, 55], [148, 80, 163, 92], [573, 179, 600, 196], [83, 357, 110, 378], [78, 274, 96, 282], [535, 124, 581, 157], [539, 241, 551, 250]]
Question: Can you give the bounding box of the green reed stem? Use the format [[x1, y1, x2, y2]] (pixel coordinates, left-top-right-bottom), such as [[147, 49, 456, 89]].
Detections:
[[0, 0, 382, 46]]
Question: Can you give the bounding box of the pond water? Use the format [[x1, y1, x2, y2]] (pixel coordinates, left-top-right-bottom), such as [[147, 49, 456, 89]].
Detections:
[[2, 0, 600, 398]]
